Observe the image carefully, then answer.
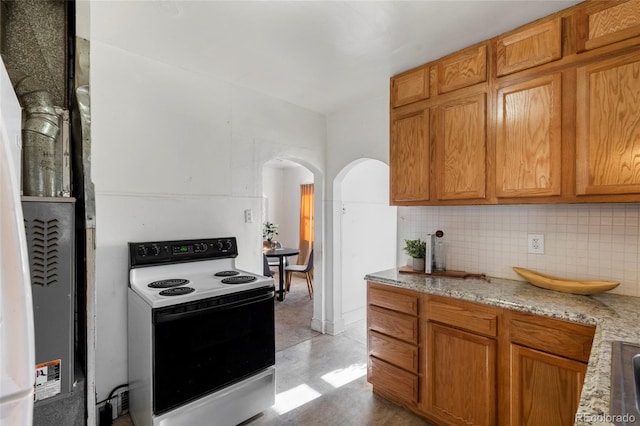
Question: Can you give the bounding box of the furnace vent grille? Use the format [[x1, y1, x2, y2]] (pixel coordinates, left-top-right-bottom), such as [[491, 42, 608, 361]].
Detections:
[[25, 218, 60, 287]]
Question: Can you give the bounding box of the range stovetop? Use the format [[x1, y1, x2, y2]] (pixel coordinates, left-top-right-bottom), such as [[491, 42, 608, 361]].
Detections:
[[128, 238, 274, 308]]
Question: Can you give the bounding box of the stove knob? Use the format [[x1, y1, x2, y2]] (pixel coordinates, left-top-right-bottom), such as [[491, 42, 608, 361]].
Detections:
[[199, 243, 208, 252], [151, 245, 161, 256], [137, 245, 149, 257], [217, 240, 231, 251]]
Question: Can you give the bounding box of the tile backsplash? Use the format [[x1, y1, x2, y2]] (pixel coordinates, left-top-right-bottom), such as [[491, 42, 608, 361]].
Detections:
[[398, 203, 640, 297]]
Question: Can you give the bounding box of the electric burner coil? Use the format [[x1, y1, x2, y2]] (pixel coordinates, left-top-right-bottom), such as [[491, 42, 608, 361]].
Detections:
[[148, 278, 190, 288], [221, 275, 257, 285]]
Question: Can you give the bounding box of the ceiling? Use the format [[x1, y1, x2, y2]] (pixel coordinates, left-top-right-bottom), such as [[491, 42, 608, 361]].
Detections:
[[92, 0, 581, 114]]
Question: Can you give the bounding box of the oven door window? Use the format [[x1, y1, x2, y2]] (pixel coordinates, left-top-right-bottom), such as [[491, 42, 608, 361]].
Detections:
[[152, 288, 275, 414]]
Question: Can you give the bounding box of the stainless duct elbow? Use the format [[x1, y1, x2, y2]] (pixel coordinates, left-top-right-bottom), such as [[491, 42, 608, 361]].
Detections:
[[7, 67, 59, 197]]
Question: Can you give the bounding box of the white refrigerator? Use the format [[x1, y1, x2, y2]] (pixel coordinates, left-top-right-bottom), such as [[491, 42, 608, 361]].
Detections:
[[0, 58, 36, 425]]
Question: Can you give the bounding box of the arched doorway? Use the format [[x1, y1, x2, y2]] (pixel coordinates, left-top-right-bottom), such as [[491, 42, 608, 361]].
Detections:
[[332, 159, 397, 334], [261, 158, 324, 340], [262, 159, 314, 258]]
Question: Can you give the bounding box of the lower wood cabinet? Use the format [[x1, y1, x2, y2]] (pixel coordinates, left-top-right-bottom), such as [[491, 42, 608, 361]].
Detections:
[[507, 310, 593, 426], [367, 283, 420, 407], [368, 356, 419, 404], [422, 295, 499, 426], [424, 322, 496, 425], [366, 282, 596, 426], [510, 344, 587, 426]]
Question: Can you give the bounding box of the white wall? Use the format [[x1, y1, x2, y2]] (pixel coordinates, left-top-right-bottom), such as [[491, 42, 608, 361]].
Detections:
[[262, 166, 283, 225], [90, 33, 325, 400], [326, 94, 389, 180]]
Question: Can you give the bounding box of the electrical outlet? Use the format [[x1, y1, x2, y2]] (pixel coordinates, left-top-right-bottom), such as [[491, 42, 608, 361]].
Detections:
[[114, 388, 129, 416], [244, 209, 253, 223], [527, 234, 544, 254], [96, 386, 129, 425]]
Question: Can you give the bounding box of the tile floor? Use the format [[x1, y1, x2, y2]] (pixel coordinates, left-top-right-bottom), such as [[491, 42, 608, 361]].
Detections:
[[242, 323, 430, 426], [115, 276, 430, 425]]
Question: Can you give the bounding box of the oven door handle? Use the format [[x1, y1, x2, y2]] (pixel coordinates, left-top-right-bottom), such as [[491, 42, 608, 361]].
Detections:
[[154, 290, 274, 323]]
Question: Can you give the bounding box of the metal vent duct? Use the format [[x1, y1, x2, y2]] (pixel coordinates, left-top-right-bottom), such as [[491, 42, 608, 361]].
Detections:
[[7, 67, 60, 196]]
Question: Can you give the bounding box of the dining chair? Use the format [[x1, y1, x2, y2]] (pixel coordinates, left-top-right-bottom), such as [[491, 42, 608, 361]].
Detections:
[[285, 249, 313, 298], [262, 254, 275, 278]]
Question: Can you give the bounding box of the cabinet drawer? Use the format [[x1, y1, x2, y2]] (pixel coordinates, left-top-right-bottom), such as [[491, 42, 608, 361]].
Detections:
[[496, 18, 562, 76], [368, 286, 419, 316], [426, 296, 498, 337], [369, 330, 418, 373], [368, 305, 418, 344], [368, 356, 418, 404], [391, 66, 430, 108], [438, 44, 487, 94], [510, 313, 595, 363]]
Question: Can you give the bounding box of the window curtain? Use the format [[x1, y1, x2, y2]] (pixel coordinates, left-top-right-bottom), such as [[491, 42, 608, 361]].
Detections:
[[299, 183, 314, 263]]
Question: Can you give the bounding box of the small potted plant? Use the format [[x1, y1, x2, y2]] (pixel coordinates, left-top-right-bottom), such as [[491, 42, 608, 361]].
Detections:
[[404, 238, 427, 271], [262, 221, 279, 249]]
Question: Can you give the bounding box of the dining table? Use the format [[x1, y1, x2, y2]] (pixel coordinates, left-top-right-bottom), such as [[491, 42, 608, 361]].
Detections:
[[264, 247, 300, 301]]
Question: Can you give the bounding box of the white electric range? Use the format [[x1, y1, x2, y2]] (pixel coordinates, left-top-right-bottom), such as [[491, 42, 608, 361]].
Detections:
[[127, 237, 275, 426]]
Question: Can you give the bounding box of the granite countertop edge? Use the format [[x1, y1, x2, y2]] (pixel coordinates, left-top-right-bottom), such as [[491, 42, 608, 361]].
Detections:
[[364, 268, 640, 426]]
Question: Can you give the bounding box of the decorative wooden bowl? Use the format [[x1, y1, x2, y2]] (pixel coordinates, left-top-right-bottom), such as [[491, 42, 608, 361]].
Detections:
[[512, 267, 619, 295]]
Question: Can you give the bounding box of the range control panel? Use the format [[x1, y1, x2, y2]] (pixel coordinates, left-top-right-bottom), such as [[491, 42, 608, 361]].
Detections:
[[129, 237, 238, 268]]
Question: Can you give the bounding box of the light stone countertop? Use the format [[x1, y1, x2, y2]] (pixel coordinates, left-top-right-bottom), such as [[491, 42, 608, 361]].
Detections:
[[364, 268, 640, 426]]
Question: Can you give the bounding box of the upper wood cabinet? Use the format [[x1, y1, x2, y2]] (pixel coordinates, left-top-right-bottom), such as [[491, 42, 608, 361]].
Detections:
[[391, 66, 430, 108], [438, 44, 487, 94], [389, 0, 640, 205], [390, 109, 431, 203], [576, 50, 640, 196], [577, 0, 640, 52], [496, 18, 562, 76], [435, 92, 487, 201], [496, 73, 562, 198]]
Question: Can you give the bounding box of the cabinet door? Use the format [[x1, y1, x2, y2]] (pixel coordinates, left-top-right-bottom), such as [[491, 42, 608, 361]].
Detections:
[[576, 51, 640, 195], [390, 109, 430, 203], [577, 0, 640, 52], [496, 18, 562, 76], [435, 93, 487, 200], [391, 66, 429, 108], [496, 74, 562, 198], [510, 344, 587, 426], [438, 44, 487, 94], [424, 323, 496, 426]]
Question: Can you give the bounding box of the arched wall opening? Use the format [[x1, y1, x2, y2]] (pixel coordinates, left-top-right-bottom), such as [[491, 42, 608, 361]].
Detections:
[[261, 157, 324, 333], [332, 158, 397, 334]]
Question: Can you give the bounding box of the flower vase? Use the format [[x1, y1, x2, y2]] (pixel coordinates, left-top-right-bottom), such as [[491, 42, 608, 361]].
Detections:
[[263, 240, 277, 250]]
